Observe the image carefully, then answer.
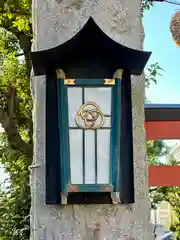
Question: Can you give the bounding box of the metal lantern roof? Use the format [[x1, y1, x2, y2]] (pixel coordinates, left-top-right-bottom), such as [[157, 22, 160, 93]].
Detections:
[[31, 17, 151, 78]]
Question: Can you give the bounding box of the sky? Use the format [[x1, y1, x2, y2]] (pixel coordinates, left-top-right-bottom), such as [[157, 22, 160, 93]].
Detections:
[[0, 2, 180, 181], [144, 2, 180, 104]]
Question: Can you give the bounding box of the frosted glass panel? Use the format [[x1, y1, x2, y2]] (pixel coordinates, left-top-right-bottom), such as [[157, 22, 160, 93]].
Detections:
[[70, 130, 83, 184], [84, 88, 111, 115], [94, 116, 111, 128], [85, 131, 95, 184], [103, 117, 111, 128], [97, 130, 110, 184], [68, 88, 82, 127]]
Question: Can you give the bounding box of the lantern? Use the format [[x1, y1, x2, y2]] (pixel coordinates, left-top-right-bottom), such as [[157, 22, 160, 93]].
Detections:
[[56, 72, 122, 199], [31, 17, 151, 205]]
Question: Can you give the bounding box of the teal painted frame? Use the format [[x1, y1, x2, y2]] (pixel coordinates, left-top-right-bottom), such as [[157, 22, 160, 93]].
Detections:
[[111, 79, 121, 191], [68, 79, 109, 86], [57, 78, 71, 193], [57, 78, 121, 193]]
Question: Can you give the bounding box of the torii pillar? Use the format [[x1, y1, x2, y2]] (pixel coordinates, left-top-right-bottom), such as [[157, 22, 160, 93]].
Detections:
[[30, 0, 153, 239]]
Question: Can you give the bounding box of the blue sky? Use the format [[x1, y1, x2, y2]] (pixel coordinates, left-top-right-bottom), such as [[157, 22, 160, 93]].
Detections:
[[144, 2, 180, 103]]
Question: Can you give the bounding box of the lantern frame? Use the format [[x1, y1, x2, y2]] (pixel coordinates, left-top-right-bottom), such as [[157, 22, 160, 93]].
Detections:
[[57, 77, 121, 194]]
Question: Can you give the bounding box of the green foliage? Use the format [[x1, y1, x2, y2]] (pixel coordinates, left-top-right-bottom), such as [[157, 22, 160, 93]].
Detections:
[[0, 0, 31, 35], [150, 184, 180, 239], [148, 141, 180, 238], [147, 140, 169, 208], [147, 139, 168, 211], [0, 134, 30, 240], [0, 2, 32, 240], [145, 62, 164, 88], [141, 0, 154, 16], [0, 49, 32, 141], [0, 28, 19, 55], [147, 140, 168, 165]]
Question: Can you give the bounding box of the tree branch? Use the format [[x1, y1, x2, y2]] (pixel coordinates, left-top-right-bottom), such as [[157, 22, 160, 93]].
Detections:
[[0, 25, 18, 36], [15, 52, 26, 57], [16, 33, 32, 78], [165, 0, 180, 5], [0, 27, 32, 76], [0, 109, 33, 161], [153, 0, 180, 4], [149, 187, 159, 193], [0, 10, 31, 16], [0, 86, 33, 162]]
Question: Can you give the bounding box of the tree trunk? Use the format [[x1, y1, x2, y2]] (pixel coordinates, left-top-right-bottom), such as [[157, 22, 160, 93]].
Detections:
[[0, 85, 33, 161]]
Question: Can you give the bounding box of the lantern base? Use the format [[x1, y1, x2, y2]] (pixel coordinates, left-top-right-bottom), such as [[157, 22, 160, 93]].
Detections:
[[60, 192, 121, 205]]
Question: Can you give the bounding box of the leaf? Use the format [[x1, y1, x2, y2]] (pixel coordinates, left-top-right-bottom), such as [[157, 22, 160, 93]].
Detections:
[[145, 62, 164, 88]]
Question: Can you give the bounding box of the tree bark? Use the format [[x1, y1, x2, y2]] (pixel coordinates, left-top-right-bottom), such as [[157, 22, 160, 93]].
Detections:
[[0, 108, 33, 160], [16, 32, 32, 78], [0, 86, 33, 162]]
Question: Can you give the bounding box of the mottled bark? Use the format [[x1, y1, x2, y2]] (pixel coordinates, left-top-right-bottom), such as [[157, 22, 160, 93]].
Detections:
[[17, 32, 32, 78], [0, 86, 33, 161]]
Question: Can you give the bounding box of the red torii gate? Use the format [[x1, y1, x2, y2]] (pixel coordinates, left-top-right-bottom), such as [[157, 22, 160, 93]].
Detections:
[[145, 104, 180, 187]]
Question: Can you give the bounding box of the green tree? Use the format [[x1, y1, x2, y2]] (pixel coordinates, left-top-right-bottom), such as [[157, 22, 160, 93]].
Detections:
[[0, 1, 33, 158], [0, 1, 32, 239], [0, 134, 30, 240], [0, 0, 32, 76]]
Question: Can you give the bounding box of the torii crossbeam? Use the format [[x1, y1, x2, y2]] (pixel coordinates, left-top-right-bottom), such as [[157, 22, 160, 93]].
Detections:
[[145, 104, 180, 187]]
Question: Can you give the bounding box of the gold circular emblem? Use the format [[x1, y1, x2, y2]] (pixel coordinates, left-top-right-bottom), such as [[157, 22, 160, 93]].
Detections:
[[75, 102, 104, 129]]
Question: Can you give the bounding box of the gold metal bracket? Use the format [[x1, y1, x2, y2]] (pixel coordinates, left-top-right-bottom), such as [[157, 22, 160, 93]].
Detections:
[[104, 79, 115, 85], [113, 69, 124, 79], [56, 69, 65, 79], [64, 79, 75, 85]]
